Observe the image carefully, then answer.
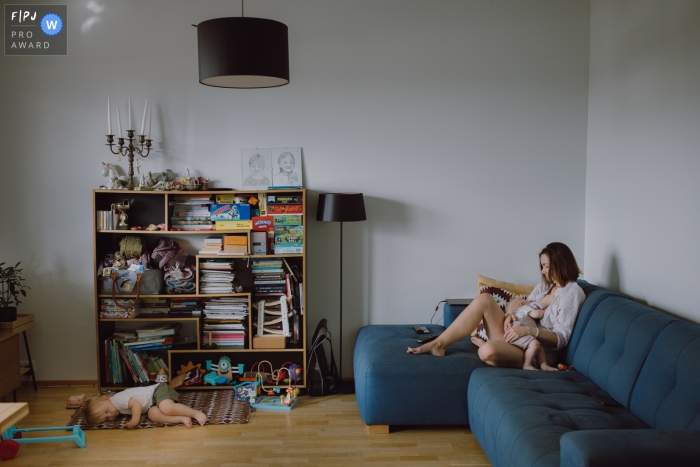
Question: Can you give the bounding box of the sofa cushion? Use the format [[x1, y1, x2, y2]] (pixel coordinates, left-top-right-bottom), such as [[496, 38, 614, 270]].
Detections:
[[630, 320, 700, 430], [570, 295, 676, 407], [354, 324, 486, 425], [468, 368, 648, 467], [563, 281, 620, 365]]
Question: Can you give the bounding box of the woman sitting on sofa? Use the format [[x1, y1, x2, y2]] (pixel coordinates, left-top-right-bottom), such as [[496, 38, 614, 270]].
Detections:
[[408, 242, 585, 369]]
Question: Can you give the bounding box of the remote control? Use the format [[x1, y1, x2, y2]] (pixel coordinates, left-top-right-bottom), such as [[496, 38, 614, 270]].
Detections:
[[413, 325, 430, 335], [416, 334, 437, 344]]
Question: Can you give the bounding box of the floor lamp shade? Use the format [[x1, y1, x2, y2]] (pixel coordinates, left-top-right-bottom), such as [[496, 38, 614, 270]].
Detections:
[[197, 17, 290, 89], [316, 193, 366, 222]]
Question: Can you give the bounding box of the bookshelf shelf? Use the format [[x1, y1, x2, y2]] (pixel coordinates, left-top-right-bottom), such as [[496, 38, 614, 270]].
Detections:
[[93, 189, 307, 391]]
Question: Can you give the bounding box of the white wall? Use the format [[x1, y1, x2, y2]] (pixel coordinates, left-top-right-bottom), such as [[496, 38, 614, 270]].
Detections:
[[0, 0, 590, 381], [585, 0, 700, 322]]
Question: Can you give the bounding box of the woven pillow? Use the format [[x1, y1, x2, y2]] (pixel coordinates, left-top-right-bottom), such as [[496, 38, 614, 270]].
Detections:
[[472, 275, 535, 341]]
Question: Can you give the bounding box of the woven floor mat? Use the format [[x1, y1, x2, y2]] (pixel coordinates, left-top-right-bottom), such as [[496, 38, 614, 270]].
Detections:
[[68, 389, 252, 429]]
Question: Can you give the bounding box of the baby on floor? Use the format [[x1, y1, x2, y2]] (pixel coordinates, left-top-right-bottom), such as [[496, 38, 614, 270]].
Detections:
[[508, 302, 558, 371], [83, 383, 206, 428]]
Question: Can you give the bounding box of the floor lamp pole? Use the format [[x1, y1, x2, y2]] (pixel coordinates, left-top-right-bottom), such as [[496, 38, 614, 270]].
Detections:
[[339, 220, 344, 391]]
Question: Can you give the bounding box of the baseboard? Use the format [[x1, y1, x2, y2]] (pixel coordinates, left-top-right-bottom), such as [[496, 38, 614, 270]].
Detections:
[[23, 380, 98, 388]]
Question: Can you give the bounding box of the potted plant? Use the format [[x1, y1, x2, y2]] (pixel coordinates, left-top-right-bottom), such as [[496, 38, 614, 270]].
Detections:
[[0, 262, 30, 322]]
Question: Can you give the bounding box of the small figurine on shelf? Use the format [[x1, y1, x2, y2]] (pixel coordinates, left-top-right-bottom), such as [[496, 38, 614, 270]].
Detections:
[[135, 171, 155, 191], [196, 176, 209, 191], [100, 162, 125, 190], [180, 167, 197, 190], [152, 171, 173, 191]]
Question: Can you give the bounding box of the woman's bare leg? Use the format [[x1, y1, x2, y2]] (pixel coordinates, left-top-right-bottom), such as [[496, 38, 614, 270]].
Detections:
[[407, 294, 506, 356], [477, 340, 526, 368]]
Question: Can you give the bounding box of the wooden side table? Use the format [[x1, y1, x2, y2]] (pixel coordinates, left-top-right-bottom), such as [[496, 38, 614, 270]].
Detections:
[[0, 315, 36, 401]]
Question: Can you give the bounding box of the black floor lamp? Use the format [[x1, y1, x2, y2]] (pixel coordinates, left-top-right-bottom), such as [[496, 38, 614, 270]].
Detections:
[[316, 193, 366, 393]]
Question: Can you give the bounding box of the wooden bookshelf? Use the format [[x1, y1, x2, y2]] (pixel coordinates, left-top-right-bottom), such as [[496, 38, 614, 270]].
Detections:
[[92, 189, 307, 391]]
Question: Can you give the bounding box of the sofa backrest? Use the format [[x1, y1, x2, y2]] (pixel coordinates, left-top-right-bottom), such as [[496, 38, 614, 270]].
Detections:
[[564, 280, 617, 364], [568, 292, 675, 407], [630, 320, 700, 430]]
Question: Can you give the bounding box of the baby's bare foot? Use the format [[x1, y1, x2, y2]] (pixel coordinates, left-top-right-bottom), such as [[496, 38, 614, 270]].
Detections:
[[180, 416, 193, 428], [540, 364, 559, 372], [194, 411, 207, 426], [523, 364, 539, 371], [407, 340, 445, 356], [471, 336, 486, 348]]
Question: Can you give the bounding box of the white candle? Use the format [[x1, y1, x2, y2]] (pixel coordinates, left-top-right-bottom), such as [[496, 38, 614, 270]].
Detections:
[[116, 100, 123, 137], [140, 98, 148, 135], [147, 103, 152, 139], [128, 94, 131, 130], [108, 96, 111, 135]]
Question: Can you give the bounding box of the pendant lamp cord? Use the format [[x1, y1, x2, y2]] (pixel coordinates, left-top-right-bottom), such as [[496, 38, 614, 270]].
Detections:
[[242, 0, 244, 17]]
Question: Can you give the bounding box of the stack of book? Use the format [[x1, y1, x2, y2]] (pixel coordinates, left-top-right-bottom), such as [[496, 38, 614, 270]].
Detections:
[[199, 236, 223, 254], [130, 322, 182, 350], [139, 297, 169, 314], [96, 210, 119, 230], [169, 297, 201, 316], [199, 259, 241, 294], [202, 297, 248, 349], [251, 259, 286, 299], [170, 197, 214, 231]]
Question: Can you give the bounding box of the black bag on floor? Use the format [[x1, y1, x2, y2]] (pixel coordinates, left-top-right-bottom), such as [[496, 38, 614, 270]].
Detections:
[[307, 319, 339, 396]]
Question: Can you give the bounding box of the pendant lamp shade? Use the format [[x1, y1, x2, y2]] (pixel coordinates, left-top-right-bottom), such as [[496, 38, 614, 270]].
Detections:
[[197, 17, 289, 89]]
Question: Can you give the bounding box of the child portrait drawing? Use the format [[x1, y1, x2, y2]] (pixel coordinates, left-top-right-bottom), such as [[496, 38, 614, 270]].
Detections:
[[242, 148, 272, 189], [271, 147, 303, 187]]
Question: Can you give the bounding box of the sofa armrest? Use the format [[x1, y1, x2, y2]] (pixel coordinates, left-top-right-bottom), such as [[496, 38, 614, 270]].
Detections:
[[560, 430, 700, 467], [444, 300, 475, 327], [443, 302, 465, 328]]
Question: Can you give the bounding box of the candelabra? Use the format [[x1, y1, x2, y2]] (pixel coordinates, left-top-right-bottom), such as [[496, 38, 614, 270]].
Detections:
[[105, 130, 152, 190]]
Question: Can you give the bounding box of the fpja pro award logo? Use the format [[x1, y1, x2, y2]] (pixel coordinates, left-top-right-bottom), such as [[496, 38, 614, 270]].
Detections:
[[5, 4, 67, 55]]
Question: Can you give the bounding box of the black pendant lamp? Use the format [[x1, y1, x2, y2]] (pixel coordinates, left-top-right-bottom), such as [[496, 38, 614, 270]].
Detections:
[[196, 1, 289, 89]]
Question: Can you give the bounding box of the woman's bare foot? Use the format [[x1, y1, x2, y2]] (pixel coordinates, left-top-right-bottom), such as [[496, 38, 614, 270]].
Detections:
[[194, 411, 207, 426], [179, 416, 193, 428], [407, 339, 445, 356], [540, 364, 559, 372], [470, 336, 486, 347], [523, 364, 539, 371]]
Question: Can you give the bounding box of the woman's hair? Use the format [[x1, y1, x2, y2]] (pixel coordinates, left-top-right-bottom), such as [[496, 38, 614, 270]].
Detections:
[[248, 153, 265, 167], [277, 152, 295, 171], [539, 242, 581, 287], [82, 394, 111, 427]]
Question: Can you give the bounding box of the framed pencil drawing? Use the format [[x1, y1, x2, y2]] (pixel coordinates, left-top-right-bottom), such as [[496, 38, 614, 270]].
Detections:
[[241, 148, 272, 189], [271, 147, 303, 188]]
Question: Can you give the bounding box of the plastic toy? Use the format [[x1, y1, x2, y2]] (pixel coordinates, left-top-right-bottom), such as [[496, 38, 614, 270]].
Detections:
[[204, 357, 244, 385], [1, 425, 85, 459], [248, 361, 300, 410], [233, 381, 259, 404]]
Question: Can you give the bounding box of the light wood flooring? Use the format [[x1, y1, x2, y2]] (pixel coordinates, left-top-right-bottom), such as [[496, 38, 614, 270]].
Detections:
[[1, 385, 490, 466]]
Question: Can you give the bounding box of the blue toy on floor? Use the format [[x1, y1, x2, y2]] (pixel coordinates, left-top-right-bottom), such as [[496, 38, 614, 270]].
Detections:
[[1, 425, 85, 460]]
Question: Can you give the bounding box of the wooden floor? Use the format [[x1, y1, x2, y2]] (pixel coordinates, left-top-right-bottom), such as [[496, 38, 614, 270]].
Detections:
[[1, 385, 490, 466]]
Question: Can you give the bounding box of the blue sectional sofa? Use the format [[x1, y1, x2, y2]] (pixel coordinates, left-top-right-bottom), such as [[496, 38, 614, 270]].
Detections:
[[354, 280, 700, 466]]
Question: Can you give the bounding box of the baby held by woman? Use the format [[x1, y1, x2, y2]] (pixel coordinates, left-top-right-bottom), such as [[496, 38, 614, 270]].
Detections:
[[509, 302, 558, 371]]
